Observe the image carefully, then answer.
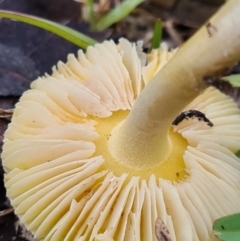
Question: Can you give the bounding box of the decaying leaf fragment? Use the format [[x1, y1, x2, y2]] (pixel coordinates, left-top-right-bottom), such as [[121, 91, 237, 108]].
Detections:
[[155, 218, 172, 241]]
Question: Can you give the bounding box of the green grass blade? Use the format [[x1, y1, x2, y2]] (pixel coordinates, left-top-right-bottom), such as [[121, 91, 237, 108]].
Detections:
[[151, 19, 162, 49], [213, 213, 240, 241], [0, 10, 97, 49], [222, 74, 240, 87], [94, 0, 144, 31], [86, 0, 94, 27]]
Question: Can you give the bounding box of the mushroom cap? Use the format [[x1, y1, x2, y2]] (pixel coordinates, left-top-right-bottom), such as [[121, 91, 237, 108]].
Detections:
[[2, 39, 240, 241]]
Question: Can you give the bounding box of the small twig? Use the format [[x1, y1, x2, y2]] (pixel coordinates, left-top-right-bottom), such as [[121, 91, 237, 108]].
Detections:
[[164, 20, 183, 45], [0, 207, 14, 217], [0, 108, 14, 118]]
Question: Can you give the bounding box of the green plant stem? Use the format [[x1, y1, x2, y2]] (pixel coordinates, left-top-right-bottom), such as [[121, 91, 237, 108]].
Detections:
[[94, 0, 144, 31], [0, 10, 97, 49], [109, 0, 240, 169], [151, 19, 162, 49]]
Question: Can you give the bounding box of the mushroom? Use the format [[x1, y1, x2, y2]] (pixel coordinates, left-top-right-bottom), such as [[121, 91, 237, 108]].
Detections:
[[2, 1, 240, 241]]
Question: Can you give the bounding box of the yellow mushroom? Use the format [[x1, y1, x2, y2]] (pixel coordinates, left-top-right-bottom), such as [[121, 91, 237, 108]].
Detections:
[[2, 0, 240, 241]]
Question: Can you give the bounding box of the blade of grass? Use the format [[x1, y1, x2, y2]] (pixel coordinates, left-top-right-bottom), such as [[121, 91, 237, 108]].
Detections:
[[151, 19, 162, 49], [94, 0, 144, 31], [0, 10, 97, 49], [213, 213, 240, 241], [222, 74, 240, 87], [85, 0, 94, 27]]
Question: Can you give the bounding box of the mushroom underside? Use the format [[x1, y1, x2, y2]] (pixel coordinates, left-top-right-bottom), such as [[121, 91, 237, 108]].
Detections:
[[2, 39, 240, 241]]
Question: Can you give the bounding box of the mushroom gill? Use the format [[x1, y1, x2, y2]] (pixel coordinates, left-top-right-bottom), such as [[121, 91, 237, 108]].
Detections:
[[2, 37, 240, 241]]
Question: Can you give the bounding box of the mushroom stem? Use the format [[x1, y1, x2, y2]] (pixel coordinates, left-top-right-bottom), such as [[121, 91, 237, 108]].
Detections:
[[109, 0, 240, 169]]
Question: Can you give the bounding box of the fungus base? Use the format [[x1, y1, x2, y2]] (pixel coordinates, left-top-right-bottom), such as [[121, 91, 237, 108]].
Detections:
[[94, 110, 188, 181]]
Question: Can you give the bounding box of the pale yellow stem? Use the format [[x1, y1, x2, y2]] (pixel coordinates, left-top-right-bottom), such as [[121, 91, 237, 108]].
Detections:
[[109, 0, 240, 169]]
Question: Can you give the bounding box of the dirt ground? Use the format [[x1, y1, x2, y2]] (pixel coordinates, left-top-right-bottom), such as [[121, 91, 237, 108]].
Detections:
[[0, 0, 238, 240]]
